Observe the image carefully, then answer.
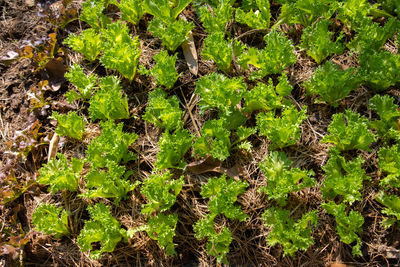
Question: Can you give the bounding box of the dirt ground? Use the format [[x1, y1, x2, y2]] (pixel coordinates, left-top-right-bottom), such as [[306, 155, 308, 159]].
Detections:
[[0, 0, 400, 266]]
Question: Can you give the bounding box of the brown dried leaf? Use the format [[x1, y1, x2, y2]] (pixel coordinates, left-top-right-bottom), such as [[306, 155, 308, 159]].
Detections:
[[182, 32, 198, 76]]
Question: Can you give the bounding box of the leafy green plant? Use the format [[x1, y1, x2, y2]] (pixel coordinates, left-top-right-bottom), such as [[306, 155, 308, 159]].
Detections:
[[300, 20, 344, 64], [32, 203, 70, 238], [143, 88, 183, 131], [51, 111, 86, 140], [143, 0, 192, 21], [369, 94, 400, 141], [88, 76, 130, 121], [322, 149, 369, 204], [201, 32, 233, 72], [276, 0, 338, 27], [82, 160, 140, 204], [64, 28, 102, 61], [129, 213, 179, 256], [114, 0, 144, 25], [238, 30, 297, 79], [156, 129, 193, 170], [235, 0, 270, 29], [358, 49, 400, 92], [139, 50, 179, 89], [195, 73, 246, 119], [347, 17, 399, 53], [378, 0, 400, 16], [198, 2, 234, 33], [80, 0, 110, 30], [37, 153, 84, 193], [322, 201, 364, 256], [303, 61, 360, 107], [140, 171, 184, 215], [64, 64, 98, 103], [337, 0, 377, 30], [100, 22, 141, 81], [148, 17, 194, 51], [194, 174, 248, 264], [378, 145, 400, 189], [376, 191, 400, 228], [262, 207, 318, 256], [321, 109, 376, 151], [258, 151, 315, 206], [77, 203, 127, 259], [87, 120, 138, 169], [193, 119, 231, 161], [256, 105, 307, 149]]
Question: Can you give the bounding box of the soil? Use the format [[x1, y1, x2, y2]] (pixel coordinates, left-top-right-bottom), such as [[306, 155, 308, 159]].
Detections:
[[0, 0, 399, 266]]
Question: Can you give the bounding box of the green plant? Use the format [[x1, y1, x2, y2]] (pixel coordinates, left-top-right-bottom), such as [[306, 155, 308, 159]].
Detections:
[[156, 129, 193, 170], [139, 50, 179, 89], [143, 0, 192, 21], [100, 22, 141, 81], [148, 17, 194, 51], [80, 0, 110, 30], [129, 213, 179, 256], [201, 32, 233, 72], [82, 160, 140, 204], [378, 0, 400, 16], [64, 64, 98, 103], [262, 207, 318, 256], [37, 153, 84, 193], [77, 203, 127, 259], [358, 49, 400, 91], [376, 191, 400, 228], [114, 0, 144, 25], [322, 149, 369, 204], [198, 2, 234, 33], [256, 105, 307, 149], [143, 88, 183, 131], [235, 0, 270, 29], [238, 30, 297, 79], [87, 120, 138, 169], [140, 171, 184, 215], [88, 76, 130, 121], [303, 61, 360, 107], [300, 20, 344, 64], [369, 94, 400, 141], [378, 145, 400, 189], [32, 203, 70, 238], [194, 174, 248, 264], [51, 111, 86, 140], [258, 151, 315, 206], [321, 109, 376, 151], [64, 28, 102, 61], [244, 79, 283, 113], [322, 201, 364, 256]]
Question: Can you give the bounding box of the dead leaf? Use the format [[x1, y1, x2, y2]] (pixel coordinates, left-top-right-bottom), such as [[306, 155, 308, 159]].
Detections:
[[185, 157, 242, 179], [48, 133, 59, 162], [182, 32, 198, 76], [45, 57, 66, 91], [1, 244, 19, 260]]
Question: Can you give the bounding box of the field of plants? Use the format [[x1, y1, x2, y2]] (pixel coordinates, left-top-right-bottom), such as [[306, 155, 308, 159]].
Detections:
[[0, 0, 400, 266]]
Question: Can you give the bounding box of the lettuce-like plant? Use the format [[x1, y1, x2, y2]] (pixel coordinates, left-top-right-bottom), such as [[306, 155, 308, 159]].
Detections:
[[114, 0, 144, 25], [64, 64, 97, 102], [198, 2, 233, 33], [51, 111, 86, 140], [235, 0, 270, 29], [201, 32, 233, 72], [32, 203, 70, 238], [376, 191, 400, 228], [64, 29, 102, 61]]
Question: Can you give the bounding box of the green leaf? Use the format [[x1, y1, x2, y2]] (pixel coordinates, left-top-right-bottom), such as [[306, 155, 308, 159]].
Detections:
[[77, 203, 127, 259], [303, 61, 360, 107], [64, 28, 102, 61], [262, 207, 318, 256], [322, 201, 364, 256], [115, 0, 144, 25], [235, 0, 270, 29], [88, 76, 130, 121], [156, 129, 193, 170], [32, 203, 70, 238], [64, 64, 97, 101], [378, 145, 400, 189], [256, 105, 307, 149], [80, 0, 111, 30], [143, 88, 183, 131], [148, 17, 194, 51], [322, 149, 369, 204], [87, 120, 138, 169], [300, 20, 344, 64], [198, 2, 233, 33], [376, 191, 400, 227], [51, 111, 86, 140], [275, 73, 293, 97], [143, 0, 192, 21], [321, 109, 376, 151], [258, 151, 315, 206], [139, 50, 180, 89], [37, 153, 84, 193], [244, 79, 282, 113], [141, 171, 184, 215], [201, 32, 233, 72], [369, 94, 400, 141], [82, 160, 139, 204]]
